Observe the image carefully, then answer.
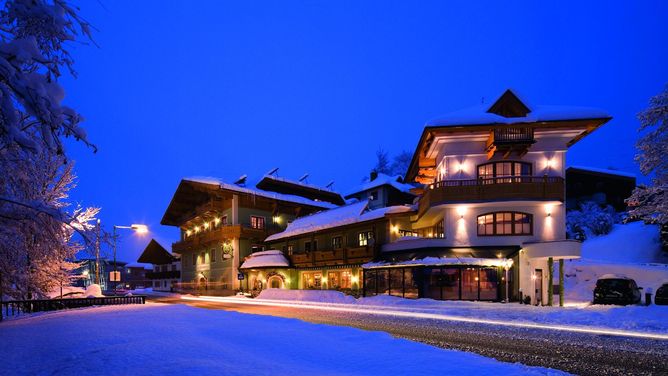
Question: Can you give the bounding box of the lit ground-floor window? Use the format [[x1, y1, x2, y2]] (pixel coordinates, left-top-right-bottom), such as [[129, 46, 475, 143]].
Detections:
[[327, 270, 352, 289], [302, 272, 322, 289], [365, 266, 500, 301]]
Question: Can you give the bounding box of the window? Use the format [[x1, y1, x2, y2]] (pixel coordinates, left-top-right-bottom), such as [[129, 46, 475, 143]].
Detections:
[[477, 161, 532, 183], [341, 271, 352, 289], [477, 212, 532, 236], [302, 272, 322, 289], [358, 231, 374, 246], [200, 251, 206, 264], [398, 229, 418, 237], [171, 264, 176, 271], [415, 219, 445, 238], [287, 244, 294, 255], [304, 241, 317, 252], [211, 249, 216, 263], [250, 216, 265, 230], [192, 253, 197, 265], [369, 190, 379, 201], [331, 236, 342, 249]]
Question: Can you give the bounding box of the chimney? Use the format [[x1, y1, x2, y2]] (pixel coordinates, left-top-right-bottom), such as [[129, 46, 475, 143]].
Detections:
[[370, 170, 378, 181]]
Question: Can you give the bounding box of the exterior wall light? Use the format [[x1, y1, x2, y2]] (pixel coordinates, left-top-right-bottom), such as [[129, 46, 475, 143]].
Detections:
[[351, 275, 359, 284], [456, 206, 466, 219], [391, 225, 399, 234], [214, 217, 221, 225], [273, 215, 281, 224]]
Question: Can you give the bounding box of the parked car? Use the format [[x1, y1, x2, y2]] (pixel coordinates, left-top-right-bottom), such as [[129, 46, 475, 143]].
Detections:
[[655, 283, 668, 305], [593, 274, 642, 305]]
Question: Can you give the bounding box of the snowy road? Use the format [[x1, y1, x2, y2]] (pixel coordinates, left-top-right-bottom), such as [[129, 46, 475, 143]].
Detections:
[[154, 295, 668, 376]]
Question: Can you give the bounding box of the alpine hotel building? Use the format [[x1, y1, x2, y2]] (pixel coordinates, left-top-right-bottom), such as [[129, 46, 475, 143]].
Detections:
[[162, 90, 611, 305]]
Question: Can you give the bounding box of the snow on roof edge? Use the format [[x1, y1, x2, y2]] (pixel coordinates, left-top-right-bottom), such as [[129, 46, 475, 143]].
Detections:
[[567, 166, 636, 179]]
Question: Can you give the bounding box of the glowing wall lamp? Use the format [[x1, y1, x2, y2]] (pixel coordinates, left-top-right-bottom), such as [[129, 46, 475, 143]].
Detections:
[[456, 206, 467, 219], [544, 204, 553, 217]]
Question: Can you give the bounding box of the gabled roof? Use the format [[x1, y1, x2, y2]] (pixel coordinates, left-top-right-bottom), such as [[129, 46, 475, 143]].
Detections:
[[265, 201, 414, 242], [405, 89, 612, 182], [486, 89, 531, 118], [344, 173, 416, 199], [137, 239, 176, 265], [161, 177, 337, 226]]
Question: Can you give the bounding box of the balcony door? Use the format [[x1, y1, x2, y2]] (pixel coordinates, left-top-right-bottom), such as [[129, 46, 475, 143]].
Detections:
[[478, 161, 532, 183]]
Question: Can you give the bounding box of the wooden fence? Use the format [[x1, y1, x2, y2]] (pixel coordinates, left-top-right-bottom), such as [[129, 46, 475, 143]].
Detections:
[[0, 295, 146, 321]]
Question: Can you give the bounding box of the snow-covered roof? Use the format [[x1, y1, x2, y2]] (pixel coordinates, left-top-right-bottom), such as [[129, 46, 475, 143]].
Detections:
[[265, 201, 414, 242], [427, 104, 611, 127], [184, 176, 338, 209], [261, 174, 337, 193], [363, 257, 511, 269], [345, 173, 416, 198], [239, 250, 290, 269], [567, 166, 636, 179]]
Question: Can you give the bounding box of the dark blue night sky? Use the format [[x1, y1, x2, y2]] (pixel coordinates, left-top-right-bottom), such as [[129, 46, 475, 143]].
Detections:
[[63, 1, 668, 263]]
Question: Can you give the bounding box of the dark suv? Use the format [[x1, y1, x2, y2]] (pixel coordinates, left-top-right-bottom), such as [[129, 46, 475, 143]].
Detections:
[[593, 276, 642, 305], [656, 283, 668, 305]]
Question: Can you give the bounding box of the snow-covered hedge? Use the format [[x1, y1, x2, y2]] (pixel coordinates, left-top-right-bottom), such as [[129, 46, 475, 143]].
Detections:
[[567, 201, 616, 241]]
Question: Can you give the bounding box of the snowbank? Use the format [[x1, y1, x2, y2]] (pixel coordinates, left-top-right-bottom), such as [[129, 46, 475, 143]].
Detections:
[[0, 304, 561, 375], [580, 222, 667, 264], [257, 289, 357, 304], [84, 284, 103, 298]]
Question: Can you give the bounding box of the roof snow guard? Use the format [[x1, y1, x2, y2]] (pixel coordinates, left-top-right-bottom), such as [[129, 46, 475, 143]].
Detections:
[[239, 250, 290, 269], [256, 174, 345, 206]]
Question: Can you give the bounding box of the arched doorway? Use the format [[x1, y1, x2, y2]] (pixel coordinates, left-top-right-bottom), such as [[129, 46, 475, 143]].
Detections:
[[267, 275, 284, 289]]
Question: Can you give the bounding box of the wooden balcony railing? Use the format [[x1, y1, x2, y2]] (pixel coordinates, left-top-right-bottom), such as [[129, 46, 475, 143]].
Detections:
[[173, 224, 281, 252], [418, 176, 564, 217], [288, 246, 375, 268]]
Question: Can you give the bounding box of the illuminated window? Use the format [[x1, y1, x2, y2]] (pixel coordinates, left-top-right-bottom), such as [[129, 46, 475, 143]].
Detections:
[[477, 161, 532, 183], [250, 216, 265, 230], [302, 272, 322, 289], [358, 231, 374, 246], [477, 212, 532, 236], [287, 244, 294, 255]]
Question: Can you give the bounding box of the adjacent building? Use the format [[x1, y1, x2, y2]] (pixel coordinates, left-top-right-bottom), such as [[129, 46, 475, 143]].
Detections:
[[160, 174, 341, 295], [565, 166, 636, 212], [137, 239, 181, 292]]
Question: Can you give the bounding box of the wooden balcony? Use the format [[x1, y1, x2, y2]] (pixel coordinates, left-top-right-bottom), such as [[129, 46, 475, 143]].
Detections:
[[288, 246, 375, 268], [418, 176, 564, 217], [172, 224, 277, 252], [486, 127, 535, 159]]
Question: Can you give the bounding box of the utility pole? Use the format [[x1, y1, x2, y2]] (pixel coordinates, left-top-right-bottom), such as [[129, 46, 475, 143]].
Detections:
[[113, 225, 117, 295]]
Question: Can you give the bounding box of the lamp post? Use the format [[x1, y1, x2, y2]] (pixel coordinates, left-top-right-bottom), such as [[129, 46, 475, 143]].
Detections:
[[503, 259, 514, 303], [112, 224, 148, 295]]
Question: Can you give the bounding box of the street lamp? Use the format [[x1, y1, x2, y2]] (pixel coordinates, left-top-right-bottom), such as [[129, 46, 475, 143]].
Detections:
[[503, 259, 514, 303], [112, 224, 148, 294]]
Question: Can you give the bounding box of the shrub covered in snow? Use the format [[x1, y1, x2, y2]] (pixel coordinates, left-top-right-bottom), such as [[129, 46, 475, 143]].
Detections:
[[567, 201, 616, 241], [84, 284, 103, 298]]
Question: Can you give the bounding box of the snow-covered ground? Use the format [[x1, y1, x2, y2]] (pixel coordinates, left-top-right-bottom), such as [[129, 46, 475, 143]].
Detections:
[[255, 289, 668, 336], [0, 304, 564, 375]]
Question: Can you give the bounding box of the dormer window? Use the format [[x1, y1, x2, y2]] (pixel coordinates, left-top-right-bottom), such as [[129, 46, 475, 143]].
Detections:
[[369, 191, 379, 201]]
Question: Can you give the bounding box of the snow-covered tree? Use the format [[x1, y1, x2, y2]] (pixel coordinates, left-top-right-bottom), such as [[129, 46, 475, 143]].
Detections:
[[566, 201, 616, 241], [389, 150, 412, 177], [0, 152, 99, 299], [627, 84, 668, 224], [0, 0, 98, 299]]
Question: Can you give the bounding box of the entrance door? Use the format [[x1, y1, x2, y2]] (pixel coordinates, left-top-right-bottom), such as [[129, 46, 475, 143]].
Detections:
[[534, 269, 543, 306]]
